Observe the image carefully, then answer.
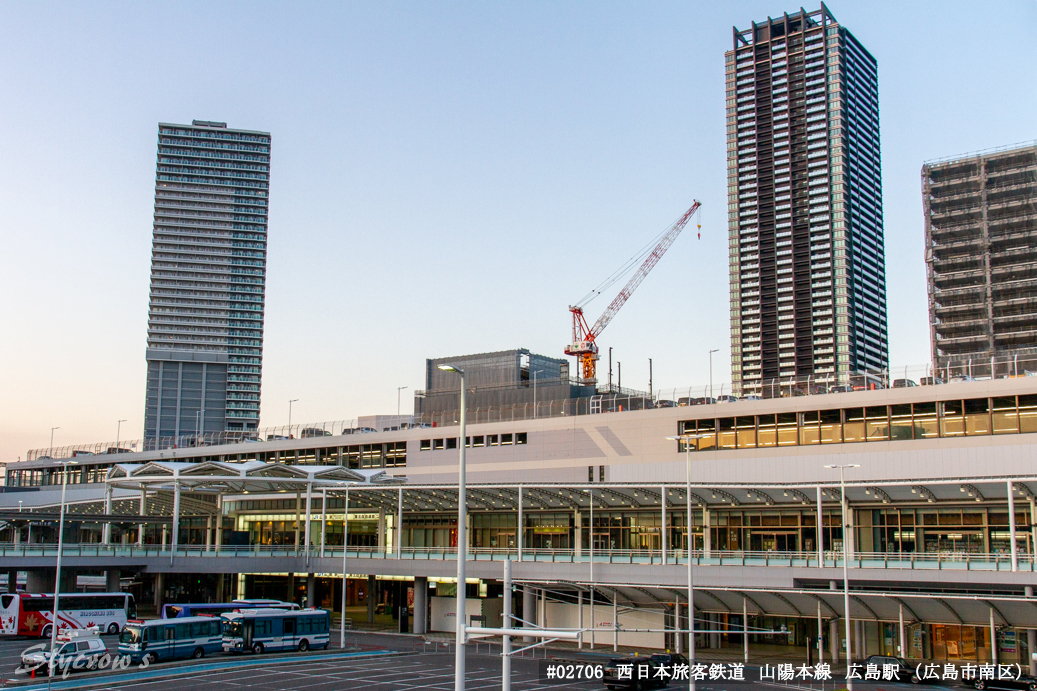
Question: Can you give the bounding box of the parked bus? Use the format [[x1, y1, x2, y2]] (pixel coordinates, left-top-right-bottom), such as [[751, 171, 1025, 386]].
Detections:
[[118, 616, 223, 664], [222, 608, 330, 654], [0, 592, 136, 638], [161, 600, 298, 619]]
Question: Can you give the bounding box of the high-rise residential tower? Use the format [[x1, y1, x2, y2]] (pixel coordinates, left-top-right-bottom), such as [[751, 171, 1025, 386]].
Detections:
[[726, 4, 887, 396], [143, 120, 271, 442], [923, 142, 1037, 376]]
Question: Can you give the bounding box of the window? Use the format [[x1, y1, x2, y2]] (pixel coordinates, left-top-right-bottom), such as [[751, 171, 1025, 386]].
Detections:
[[940, 400, 964, 437], [516, 433, 527, 445], [488, 435, 499, 446], [1020, 395, 1037, 433], [433, 439, 444, 450], [992, 397, 1018, 434], [598, 465, 605, 482], [865, 406, 889, 441], [799, 411, 820, 445], [420, 439, 431, 451], [588, 466, 594, 482], [913, 402, 938, 438], [473, 436, 485, 447], [446, 438, 457, 450], [820, 409, 842, 443], [889, 404, 913, 440], [501, 434, 513, 445], [964, 398, 990, 435]]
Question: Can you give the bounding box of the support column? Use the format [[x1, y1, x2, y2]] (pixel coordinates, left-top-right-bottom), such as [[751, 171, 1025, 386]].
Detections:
[[414, 576, 428, 634], [367, 575, 376, 623], [288, 573, 296, 605], [396, 487, 403, 559], [205, 516, 212, 553], [517, 487, 524, 562], [320, 488, 327, 559], [817, 600, 824, 663], [1008, 480, 1018, 572], [154, 572, 164, 612], [842, 493, 854, 562], [990, 608, 998, 665], [675, 597, 681, 654], [613, 596, 618, 651], [304, 482, 313, 559], [294, 491, 302, 555], [136, 490, 146, 545], [1028, 586, 1036, 676], [7, 569, 17, 593], [306, 574, 316, 608], [170, 480, 181, 565], [703, 506, 712, 558], [816, 485, 825, 567], [855, 619, 864, 659], [830, 619, 839, 663], [578, 591, 584, 649], [899, 604, 906, 659], [661, 485, 667, 565], [216, 574, 225, 602], [102, 485, 113, 545], [522, 584, 535, 643], [105, 569, 120, 593], [215, 495, 224, 551]]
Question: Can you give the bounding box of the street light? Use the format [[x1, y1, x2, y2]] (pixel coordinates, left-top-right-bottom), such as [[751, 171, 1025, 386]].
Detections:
[[708, 349, 718, 400], [116, 420, 127, 451], [531, 370, 543, 419], [48, 458, 78, 684], [397, 386, 408, 427], [665, 432, 713, 691], [438, 363, 467, 691], [825, 463, 860, 689], [288, 400, 299, 437], [48, 427, 60, 459]]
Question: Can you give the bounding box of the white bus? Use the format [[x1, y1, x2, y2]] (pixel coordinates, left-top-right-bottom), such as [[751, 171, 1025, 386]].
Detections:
[[0, 592, 136, 638], [222, 608, 330, 654]]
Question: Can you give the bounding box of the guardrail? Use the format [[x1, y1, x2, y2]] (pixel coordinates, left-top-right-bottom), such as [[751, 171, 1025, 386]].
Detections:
[[0, 543, 1031, 571]]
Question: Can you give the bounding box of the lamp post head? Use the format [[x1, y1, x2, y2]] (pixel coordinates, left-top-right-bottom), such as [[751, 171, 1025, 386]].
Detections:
[[438, 364, 464, 375]]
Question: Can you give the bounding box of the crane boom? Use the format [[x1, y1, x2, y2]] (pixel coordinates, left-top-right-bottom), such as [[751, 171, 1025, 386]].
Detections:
[[565, 201, 701, 386]]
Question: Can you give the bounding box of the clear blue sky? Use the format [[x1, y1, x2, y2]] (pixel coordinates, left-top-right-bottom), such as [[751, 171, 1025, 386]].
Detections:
[[1, 1, 1034, 461]]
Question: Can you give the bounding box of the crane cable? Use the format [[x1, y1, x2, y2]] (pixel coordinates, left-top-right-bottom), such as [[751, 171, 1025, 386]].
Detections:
[[574, 206, 701, 310]]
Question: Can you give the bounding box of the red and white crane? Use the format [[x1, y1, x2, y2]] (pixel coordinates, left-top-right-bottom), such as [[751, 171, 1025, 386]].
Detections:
[[565, 201, 701, 385]]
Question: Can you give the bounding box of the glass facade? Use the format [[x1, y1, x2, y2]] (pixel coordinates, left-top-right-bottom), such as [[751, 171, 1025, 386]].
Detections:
[[144, 120, 271, 440]]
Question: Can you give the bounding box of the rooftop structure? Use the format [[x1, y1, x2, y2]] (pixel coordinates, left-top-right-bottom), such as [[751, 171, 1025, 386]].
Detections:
[[923, 141, 1037, 376], [727, 4, 888, 396], [144, 120, 272, 442]]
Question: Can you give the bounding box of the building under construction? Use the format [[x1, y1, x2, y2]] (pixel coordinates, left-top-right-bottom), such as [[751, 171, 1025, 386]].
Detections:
[[923, 142, 1037, 376]]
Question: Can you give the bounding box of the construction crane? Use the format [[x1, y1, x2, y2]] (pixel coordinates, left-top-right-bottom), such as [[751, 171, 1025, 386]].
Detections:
[[565, 201, 701, 386]]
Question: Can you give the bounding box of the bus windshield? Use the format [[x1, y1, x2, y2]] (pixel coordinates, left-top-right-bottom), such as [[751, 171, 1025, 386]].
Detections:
[[223, 621, 243, 638], [119, 626, 142, 645]]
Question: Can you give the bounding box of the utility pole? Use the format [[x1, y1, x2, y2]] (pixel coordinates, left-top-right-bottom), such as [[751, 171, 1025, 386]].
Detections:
[[608, 347, 613, 391], [708, 350, 718, 399], [397, 386, 408, 427], [649, 359, 653, 401]]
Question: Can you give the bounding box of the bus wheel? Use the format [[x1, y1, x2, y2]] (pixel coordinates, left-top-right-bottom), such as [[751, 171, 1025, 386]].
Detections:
[[144, 652, 157, 665], [192, 647, 204, 659], [252, 643, 264, 655], [107, 623, 120, 635], [41, 625, 52, 639], [298, 639, 309, 652]]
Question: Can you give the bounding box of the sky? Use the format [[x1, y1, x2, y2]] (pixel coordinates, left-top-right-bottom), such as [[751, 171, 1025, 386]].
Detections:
[[1, 1, 1034, 463]]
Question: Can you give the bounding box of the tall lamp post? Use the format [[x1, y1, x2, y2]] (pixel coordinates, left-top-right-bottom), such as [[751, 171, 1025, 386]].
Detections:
[[825, 463, 860, 690], [116, 419, 127, 451], [708, 349, 718, 400], [438, 364, 467, 691], [397, 386, 408, 427], [665, 432, 712, 691], [48, 459, 78, 684], [288, 399, 299, 437], [48, 427, 60, 458]]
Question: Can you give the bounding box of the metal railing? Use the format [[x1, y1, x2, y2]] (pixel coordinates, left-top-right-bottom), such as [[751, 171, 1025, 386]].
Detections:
[[0, 543, 1031, 572], [25, 355, 1037, 461]]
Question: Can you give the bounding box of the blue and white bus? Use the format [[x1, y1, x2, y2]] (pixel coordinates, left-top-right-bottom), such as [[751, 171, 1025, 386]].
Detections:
[[118, 616, 224, 664], [161, 600, 298, 619], [221, 608, 330, 654]]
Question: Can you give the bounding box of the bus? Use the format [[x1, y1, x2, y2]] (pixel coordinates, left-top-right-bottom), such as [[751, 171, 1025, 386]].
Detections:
[[118, 616, 223, 664], [222, 608, 330, 654], [0, 592, 136, 638], [161, 600, 299, 619]]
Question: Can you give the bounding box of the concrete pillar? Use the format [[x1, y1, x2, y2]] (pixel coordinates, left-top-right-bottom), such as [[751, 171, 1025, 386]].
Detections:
[[306, 574, 316, 608], [153, 572, 164, 611], [7, 570, 18, 593], [105, 569, 120, 593], [205, 516, 212, 553], [287, 573, 296, 605], [26, 569, 53, 593], [413, 576, 428, 634], [294, 492, 301, 553], [703, 508, 712, 557], [522, 585, 536, 642], [59, 569, 76, 593], [830, 619, 839, 663], [855, 619, 864, 658], [1028, 586, 1036, 675], [367, 575, 376, 623], [215, 495, 224, 550], [216, 574, 225, 602]]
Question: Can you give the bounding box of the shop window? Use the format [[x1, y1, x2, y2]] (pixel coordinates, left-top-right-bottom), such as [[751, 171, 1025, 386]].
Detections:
[[1019, 395, 1037, 433], [757, 414, 777, 447], [940, 400, 964, 437], [864, 406, 888, 441], [820, 409, 842, 443], [799, 411, 820, 445], [912, 402, 939, 438], [843, 407, 865, 443], [992, 397, 1019, 434], [889, 404, 913, 440], [964, 398, 990, 435]]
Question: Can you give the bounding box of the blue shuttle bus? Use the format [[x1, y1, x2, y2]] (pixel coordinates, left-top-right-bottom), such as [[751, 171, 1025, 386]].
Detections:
[[222, 608, 330, 654], [161, 600, 298, 619], [118, 616, 224, 664]]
